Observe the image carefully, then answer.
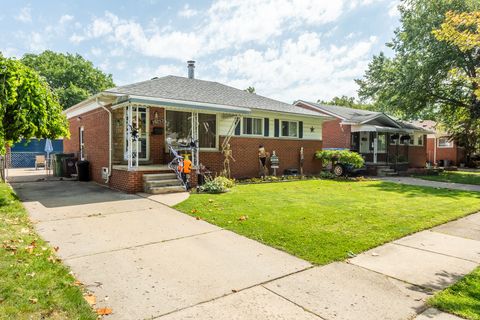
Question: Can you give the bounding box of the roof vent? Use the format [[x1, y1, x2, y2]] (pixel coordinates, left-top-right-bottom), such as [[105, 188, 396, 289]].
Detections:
[[187, 60, 195, 79], [151, 77, 159, 80]]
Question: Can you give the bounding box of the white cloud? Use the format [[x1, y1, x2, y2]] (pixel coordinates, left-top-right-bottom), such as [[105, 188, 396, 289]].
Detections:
[[90, 47, 102, 56], [178, 4, 198, 18], [388, 1, 400, 17], [214, 33, 378, 102], [16, 7, 32, 23], [59, 14, 74, 24], [132, 64, 184, 83], [72, 0, 380, 60], [26, 32, 47, 52]]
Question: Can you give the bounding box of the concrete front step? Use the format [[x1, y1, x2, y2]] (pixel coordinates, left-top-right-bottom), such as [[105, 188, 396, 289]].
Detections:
[[145, 179, 182, 188], [143, 173, 177, 181], [145, 185, 187, 194]]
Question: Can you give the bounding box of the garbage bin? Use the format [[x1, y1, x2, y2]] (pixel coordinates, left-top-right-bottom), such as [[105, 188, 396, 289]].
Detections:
[[62, 157, 77, 177], [76, 160, 90, 181], [54, 153, 74, 176]]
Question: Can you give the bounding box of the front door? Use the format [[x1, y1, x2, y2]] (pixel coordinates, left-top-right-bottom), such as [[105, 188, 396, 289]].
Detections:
[[359, 132, 370, 153], [124, 106, 149, 161]]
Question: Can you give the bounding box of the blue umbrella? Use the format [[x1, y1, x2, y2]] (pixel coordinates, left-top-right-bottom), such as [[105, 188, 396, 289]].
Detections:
[[44, 139, 53, 171]]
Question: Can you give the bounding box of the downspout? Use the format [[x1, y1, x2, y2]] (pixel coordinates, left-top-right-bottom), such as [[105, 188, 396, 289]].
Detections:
[[98, 98, 112, 183], [433, 136, 437, 166]]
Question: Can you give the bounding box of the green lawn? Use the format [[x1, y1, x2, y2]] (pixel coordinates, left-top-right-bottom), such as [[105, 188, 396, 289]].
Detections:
[[429, 267, 480, 320], [0, 183, 96, 319], [175, 179, 480, 265], [417, 171, 480, 186]]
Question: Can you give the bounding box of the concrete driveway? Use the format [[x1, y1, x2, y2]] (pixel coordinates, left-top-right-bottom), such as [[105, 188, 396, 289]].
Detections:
[[10, 174, 479, 320], [12, 179, 312, 319]]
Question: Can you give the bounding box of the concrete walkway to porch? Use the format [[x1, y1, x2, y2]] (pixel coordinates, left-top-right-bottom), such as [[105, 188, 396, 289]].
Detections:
[[9, 174, 480, 320], [379, 176, 480, 192]]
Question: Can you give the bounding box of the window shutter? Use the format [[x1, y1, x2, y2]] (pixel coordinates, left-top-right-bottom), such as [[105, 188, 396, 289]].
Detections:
[[264, 118, 269, 137], [234, 118, 241, 135], [299, 121, 303, 138], [274, 119, 279, 137]]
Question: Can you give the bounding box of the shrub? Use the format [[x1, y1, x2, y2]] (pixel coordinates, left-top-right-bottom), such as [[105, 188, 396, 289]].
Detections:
[[315, 150, 365, 169], [319, 171, 336, 179], [200, 176, 235, 193]]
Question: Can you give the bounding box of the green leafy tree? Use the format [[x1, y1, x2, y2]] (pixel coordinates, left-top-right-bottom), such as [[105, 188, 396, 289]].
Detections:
[[0, 54, 68, 154], [356, 0, 480, 164], [317, 95, 380, 112], [21, 50, 115, 109]]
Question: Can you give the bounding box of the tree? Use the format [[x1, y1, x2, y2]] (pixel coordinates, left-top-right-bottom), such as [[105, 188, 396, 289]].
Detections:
[[433, 11, 480, 99], [21, 50, 115, 109], [317, 95, 380, 112], [244, 86, 256, 94], [356, 0, 480, 164], [0, 54, 68, 155]]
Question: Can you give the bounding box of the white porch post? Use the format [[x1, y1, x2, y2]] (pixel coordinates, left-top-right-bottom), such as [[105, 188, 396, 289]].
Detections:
[[191, 112, 199, 168], [127, 105, 133, 170], [373, 132, 378, 164], [135, 105, 139, 168]]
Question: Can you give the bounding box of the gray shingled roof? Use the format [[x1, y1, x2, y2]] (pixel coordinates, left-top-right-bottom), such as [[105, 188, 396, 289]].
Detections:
[[297, 100, 430, 132], [296, 101, 382, 122], [105, 76, 321, 117]]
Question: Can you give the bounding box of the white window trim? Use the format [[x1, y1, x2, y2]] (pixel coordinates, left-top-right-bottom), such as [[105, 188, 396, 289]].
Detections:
[[416, 134, 424, 146], [124, 106, 150, 161], [241, 116, 264, 136], [438, 137, 453, 148], [79, 126, 85, 161], [280, 120, 299, 138], [164, 109, 219, 152]]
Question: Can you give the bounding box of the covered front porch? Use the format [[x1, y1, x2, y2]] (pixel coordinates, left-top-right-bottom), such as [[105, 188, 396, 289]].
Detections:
[[350, 124, 426, 174], [106, 98, 245, 193]]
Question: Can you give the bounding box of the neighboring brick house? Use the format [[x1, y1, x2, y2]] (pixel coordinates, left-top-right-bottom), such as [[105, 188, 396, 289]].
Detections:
[[294, 101, 431, 174], [413, 120, 466, 167], [63, 62, 330, 193]]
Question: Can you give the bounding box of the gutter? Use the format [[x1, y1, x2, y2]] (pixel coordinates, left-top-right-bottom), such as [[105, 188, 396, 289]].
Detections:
[[98, 98, 112, 183]]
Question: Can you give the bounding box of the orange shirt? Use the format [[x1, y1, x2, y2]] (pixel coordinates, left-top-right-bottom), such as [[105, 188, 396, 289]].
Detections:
[[183, 159, 192, 174]]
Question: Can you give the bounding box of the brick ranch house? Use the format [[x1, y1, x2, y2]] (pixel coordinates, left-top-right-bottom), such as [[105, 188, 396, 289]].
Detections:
[[413, 120, 466, 167], [63, 63, 330, 193], [294, 101, 431, 175]]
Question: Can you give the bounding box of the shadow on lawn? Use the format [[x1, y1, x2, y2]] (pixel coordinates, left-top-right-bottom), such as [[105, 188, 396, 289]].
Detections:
[[365, 181, 480, 199]]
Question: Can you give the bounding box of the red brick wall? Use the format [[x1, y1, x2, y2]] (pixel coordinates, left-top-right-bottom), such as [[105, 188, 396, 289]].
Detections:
[[109, 169, 171, 193], [64, 107, 110, 184], [426, 137, 465, 165], [200, 136, 323, 178], [65, 106, 323, 192], [321, 119, 351, 149]]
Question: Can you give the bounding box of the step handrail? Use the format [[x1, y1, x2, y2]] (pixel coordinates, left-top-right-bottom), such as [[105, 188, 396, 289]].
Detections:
[[166, 140, 191, 190]]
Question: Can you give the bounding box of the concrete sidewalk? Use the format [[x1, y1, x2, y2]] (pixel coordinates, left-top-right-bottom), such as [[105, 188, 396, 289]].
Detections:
[[380, 176, 480, 192], [11, 178, 480, 320]]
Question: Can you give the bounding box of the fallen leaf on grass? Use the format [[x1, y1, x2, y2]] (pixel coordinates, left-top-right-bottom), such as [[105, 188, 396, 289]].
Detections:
[[20, 228, 30, 234], [84, 294, 96, 305], [238, 215, 248, 221], [96, 307, 112, 315], [191, 209, 198, 213], [26, 272, 36, 278], [73, 280, 83, 286], [29, 298, 38, 304]]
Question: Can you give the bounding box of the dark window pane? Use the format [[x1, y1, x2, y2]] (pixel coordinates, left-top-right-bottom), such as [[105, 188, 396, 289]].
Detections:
[[199, 113, 216, 148]]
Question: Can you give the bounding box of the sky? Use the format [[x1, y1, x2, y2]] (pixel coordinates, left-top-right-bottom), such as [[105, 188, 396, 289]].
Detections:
[[0, 0, 401, 103]]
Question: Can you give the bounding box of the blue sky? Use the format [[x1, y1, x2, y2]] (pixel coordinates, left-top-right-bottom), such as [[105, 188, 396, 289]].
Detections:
[[0, 0, 401, 103]]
